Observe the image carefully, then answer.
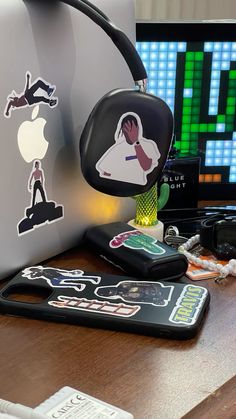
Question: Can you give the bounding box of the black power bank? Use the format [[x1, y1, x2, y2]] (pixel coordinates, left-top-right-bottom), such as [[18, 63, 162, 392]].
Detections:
[[85, 222, 188, 281]]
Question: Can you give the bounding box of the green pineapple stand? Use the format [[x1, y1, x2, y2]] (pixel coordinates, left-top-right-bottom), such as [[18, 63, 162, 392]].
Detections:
[[128, 183, 170, 241]]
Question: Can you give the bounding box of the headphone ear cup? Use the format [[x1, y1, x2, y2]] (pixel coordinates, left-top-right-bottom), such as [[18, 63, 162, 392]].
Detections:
[[80, 88, 173, 197]]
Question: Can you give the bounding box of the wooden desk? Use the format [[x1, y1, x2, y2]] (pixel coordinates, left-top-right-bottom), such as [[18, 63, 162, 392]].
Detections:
[[0, 241, 236, 419]]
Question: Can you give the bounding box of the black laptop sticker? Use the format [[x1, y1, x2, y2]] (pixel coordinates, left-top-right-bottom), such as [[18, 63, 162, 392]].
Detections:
[[4, 72, 58, 118], [109, 229, 166, 255], [95, 281, 174, 307], [49, 295, 141, 317], [95, 112, 160, 185], [22, 266, 101, 292], [17, 161, 64, 235]]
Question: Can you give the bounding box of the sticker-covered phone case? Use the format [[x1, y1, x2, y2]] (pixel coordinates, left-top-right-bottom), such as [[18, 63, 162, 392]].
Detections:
[[0, 266, 210, 340]]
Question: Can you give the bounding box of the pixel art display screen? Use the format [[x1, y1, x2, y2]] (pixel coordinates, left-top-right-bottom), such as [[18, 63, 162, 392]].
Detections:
[[136, 23, 236, 199]]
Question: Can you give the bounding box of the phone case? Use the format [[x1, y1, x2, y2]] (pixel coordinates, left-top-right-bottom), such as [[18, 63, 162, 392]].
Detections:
[[85, 222, 188, 281], [0, 266, 210, 340]]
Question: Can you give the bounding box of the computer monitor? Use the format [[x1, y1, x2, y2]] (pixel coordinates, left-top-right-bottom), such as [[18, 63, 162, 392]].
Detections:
[[136, 22, 236, 200]]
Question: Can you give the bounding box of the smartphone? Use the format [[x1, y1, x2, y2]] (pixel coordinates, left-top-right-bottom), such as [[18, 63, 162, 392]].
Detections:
[[0, 266, 210, 340]]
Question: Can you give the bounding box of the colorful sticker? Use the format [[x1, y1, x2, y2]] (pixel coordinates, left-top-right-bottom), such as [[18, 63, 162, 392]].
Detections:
[[17, 160, 64, 235], [22, 266, 101, 292], [96, 112, 160, 185], [4, 72, 58, 118], [95, 280, 174, 307], [49, 295, 140, 318], [5, 71, 63, 236], [110, 229, 166, 255], [169, 284, 208, 325]]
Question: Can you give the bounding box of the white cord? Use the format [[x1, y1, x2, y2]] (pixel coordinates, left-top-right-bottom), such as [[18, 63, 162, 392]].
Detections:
[[178, 234, 236, 281], [0, 399, 47, 419]]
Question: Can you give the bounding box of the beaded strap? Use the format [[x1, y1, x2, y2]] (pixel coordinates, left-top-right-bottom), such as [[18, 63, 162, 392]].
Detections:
[[178, 234, 236, 281]]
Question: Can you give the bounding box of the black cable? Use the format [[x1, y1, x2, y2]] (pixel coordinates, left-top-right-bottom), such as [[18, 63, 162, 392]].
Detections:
[[60, 0, 147, 82], [159, 206, 236, 222], [162, 210, 236, 238]]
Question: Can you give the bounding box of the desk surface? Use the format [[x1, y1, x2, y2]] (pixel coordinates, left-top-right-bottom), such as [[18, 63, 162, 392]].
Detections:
[[0, 238, 236, 419]]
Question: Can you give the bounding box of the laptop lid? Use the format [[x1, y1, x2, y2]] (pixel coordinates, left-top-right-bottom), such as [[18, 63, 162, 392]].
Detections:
[[0, 0, 136, 279]]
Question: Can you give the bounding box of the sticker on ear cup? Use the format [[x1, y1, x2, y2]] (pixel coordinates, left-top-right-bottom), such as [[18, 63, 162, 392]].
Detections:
[[22, 266, 101, 292], [169, 285, 208, 325], [4, 72, 58, 118], [17, 160, 64, 235], [95, 280, 174, 307], [49, 295, 140, 318], [95, 112, 160, 185], [110, 229, 166, 255]]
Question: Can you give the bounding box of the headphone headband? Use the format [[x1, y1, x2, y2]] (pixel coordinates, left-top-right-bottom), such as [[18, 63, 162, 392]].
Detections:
[[60, 0, 148, 84], [77, 0, 109, 20]]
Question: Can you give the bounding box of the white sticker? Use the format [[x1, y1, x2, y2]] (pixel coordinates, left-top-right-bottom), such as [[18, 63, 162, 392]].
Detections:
[[96, 112, 160, 185]]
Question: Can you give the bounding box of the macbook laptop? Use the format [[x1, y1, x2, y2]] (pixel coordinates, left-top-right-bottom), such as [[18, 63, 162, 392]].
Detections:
[[0, 0, 136, 279]]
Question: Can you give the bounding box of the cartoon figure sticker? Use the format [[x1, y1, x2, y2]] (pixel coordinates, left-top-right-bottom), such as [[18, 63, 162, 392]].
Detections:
[[169, 285, 208, 325], [110, 229, 166, 255], [17, 160, 64, 235], [28, 160, 47, 206], [4, 71, 64, 236], [4, 72, 58, 118], [96, 112, 160, 185], [95, 280, 174, 307], [22, 266, 101, 292], [49, 295, 140, 318]]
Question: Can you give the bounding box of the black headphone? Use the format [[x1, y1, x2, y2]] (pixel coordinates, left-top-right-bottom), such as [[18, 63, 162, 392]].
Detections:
[[200, 215, 236, 260], [60, 0, 174, 197]]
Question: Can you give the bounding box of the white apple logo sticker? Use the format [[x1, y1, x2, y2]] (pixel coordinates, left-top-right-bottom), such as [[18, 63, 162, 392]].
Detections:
[[17, 105, 49, 162]]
